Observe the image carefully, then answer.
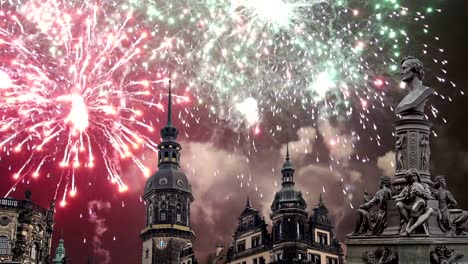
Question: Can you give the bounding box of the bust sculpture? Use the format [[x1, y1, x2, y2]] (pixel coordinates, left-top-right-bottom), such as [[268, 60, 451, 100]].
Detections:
[[395, 56, 435, 114], [394, 169, 433, 236]]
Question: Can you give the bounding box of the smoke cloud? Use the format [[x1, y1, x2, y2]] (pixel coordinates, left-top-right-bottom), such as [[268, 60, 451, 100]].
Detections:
[[377, 151, 396, 177], [88, 200, 112, 264]]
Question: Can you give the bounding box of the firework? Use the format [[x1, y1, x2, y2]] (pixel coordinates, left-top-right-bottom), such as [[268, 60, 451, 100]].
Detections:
[[0, 0, 451, 203]]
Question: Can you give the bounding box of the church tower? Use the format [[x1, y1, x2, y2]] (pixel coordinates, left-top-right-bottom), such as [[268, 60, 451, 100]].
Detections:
[[52, 237, 66, 264], [270, 143, 308, 261], [140, 78, 195, 264]]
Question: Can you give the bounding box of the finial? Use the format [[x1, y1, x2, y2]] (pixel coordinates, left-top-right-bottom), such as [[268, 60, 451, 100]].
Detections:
[[318, 193, 324, 207], [246, 196, 252, 208], [25, 190, 32, 200], [167, 73, 172, 125], [286, 132, 290, 161]]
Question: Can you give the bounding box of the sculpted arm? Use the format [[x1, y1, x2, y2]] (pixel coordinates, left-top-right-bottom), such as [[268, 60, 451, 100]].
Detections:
[[447, 191, 458, 208], [360, 192, 380, 210]]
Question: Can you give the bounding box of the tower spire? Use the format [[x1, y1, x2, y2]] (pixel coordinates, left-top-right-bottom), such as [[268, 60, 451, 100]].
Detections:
[[167, 73, 172, 125], [281, 138, 295, 186], [159, 73, 178, 141], [246, 196, 252, 208]]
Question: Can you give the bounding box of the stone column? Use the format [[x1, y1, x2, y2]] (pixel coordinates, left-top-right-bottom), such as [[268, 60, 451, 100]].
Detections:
[[393, 110, 432, 191]]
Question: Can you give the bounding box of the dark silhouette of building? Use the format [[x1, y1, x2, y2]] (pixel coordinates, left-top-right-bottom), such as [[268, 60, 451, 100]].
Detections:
[[224, 144, 343, 264], [140, 78, 196, 264], [0, 191, 55, 264]]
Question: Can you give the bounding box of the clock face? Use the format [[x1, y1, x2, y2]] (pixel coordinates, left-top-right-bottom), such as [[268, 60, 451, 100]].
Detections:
[[155, 238, 168, 250]]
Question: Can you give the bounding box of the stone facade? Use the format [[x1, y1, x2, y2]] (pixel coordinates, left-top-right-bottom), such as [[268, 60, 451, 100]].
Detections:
[[0, 191, 54, 264]]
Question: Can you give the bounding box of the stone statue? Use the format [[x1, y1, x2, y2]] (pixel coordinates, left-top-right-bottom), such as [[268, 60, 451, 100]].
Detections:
[[354, 176, 392, 235], [430, 245, 464, 264], [396, 56, 435, 114], [433, 175, 468, 235], [420, 135, 430, 171], [434, 175, 457, 233], [394, 169, 433, 236], [395, 134, 406, 172]]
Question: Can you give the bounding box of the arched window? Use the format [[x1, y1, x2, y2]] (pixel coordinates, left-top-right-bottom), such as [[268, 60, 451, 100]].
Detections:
[[278, 221, 283, 239], [0, 236, 9, 255], [176, 203, 182, 222], [148, 204, 154, 225]]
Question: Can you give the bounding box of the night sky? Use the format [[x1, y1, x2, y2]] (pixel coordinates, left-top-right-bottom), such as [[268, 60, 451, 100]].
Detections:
[[1, 1, 468, 264]]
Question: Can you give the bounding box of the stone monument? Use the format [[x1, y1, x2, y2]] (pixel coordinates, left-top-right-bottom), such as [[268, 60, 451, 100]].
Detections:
[[345, 56, 468, 264]]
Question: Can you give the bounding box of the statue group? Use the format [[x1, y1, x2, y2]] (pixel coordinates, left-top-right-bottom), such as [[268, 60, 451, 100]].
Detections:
[[346, 57, 468, 264], [355, 170, 468, 237]]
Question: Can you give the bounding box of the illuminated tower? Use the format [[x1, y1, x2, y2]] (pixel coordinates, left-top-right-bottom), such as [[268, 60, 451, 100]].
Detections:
[[140, 78, 195, 264]]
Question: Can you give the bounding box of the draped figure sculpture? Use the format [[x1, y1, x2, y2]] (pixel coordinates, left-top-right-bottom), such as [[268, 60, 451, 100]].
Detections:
[[354, 176, 392, 236], [434, 175, 468, 235]]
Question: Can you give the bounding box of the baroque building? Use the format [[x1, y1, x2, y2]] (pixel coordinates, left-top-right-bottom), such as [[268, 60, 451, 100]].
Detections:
[[140, 79, 197, 264], [225, 145, 343, 264], [0, 191, 55, 264]]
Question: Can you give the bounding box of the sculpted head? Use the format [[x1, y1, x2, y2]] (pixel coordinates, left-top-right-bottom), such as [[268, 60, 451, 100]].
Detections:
[[401, 56, 424, 82], [434, 175, 447, 189], [379, 176, 392, 189], [405, 169, 421, 184]]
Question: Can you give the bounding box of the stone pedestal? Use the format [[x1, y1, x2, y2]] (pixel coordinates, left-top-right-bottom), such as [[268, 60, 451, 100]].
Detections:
[[345, 235, 468, 264], [393, 111, 433, 191]]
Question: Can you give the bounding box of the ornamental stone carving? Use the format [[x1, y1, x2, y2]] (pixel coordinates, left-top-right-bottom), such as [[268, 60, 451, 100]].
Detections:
[[430, 245, 464, 264], [362, 247, 398, 264]]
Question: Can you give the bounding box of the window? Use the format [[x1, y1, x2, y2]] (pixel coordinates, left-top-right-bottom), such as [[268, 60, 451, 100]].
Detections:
[[30, 244, 37, 261], [259, 257, 266, 264], [145, 249, 149, 259], [253, 259, 258, 264], [317, 231, 328, 245], [177, 214, 181, 222], [279, 222, 283, 238], [326, 257, 338, 264], [251, 235, 260, 248], [148, 205, 154, 225], [159, 178, 168, 185], [0, 236, 9, 255], [236, 240, 245, 253], [297, 222, 300, 239], [161, 212, 166, 221], [309, 253, 321, 264]]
